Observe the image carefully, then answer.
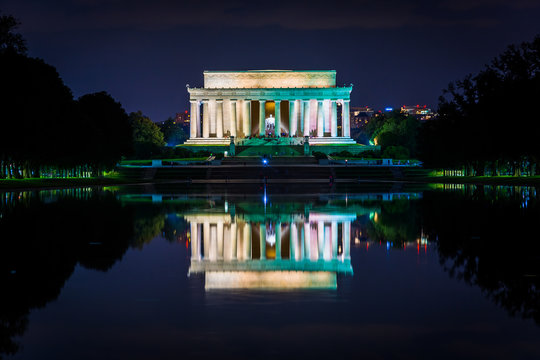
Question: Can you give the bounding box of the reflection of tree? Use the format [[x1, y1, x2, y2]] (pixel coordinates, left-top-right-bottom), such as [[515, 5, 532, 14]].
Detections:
[[0, 194, 133, 358], [421, 190, 540, 325], [366, 199, 420, 246], [132, 208, 166, 249]]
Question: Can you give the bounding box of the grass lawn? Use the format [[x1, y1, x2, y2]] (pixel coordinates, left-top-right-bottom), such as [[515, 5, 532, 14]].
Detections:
[[420, 175, 540, 186]]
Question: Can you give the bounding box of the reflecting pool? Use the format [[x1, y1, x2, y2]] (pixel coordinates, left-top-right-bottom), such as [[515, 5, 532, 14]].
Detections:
[[0, 185, 539, 359]]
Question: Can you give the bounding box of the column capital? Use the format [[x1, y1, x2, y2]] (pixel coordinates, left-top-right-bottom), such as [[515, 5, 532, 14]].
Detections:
[[216, 99, 223, 103], [274, 99, 281, 103], [190, 99, 200, 104]]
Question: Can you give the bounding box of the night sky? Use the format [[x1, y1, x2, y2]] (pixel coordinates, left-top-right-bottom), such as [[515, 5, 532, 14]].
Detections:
[[2, 0, 540, 122]]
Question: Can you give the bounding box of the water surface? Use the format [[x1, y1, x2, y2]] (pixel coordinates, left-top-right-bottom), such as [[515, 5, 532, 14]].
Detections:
[[1, 184, 538, 359]]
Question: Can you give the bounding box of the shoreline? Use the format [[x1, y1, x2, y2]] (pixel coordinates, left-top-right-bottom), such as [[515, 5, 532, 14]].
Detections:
[[1, 175, 539, 192]]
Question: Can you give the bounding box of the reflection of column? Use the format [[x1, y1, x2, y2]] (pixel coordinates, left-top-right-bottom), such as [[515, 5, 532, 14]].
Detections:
[[224, 224, 231, 261], [343, 221, 351, 259], [259, 100, 266, 136], [324, 224, 332, 260], [209, 224, 217, 261], [217, 221, 224, 260], [260, 223, 266, 260], [290, 223, 297, 260], [230, 222, 237, 260], [202, 101, 209, 138], [203, 222, 210, 258], [304, 223, 311, 259], [275, 100, 281, 137], [243, 223, 252, 260], [190, 222, 200, 260], [230, 100, 237, 137], [276, 222, 281, 260], [300, 223, 305, 260], [331, 221, 338, 259], [317, 221, 324, 259]]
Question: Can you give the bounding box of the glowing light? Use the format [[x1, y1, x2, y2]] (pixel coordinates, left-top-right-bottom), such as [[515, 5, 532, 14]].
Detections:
[[385, 107, 393, 111]]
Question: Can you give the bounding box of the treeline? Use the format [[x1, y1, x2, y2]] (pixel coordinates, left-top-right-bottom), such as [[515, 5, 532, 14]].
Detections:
[[0, 14, 133, 179], [417, 36, 540, 176], [0, 14, 189, 179]]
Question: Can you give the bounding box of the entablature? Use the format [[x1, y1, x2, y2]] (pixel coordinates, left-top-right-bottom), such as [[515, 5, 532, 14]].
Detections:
[[187, 86, 353, 101]]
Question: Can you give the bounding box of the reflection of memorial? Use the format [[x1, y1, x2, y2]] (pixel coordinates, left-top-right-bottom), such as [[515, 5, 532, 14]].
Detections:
[[187, 206, 355, 290]]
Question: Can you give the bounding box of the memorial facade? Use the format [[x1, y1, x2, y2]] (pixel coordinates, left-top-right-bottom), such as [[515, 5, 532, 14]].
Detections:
[[185, 70, 355, 145]]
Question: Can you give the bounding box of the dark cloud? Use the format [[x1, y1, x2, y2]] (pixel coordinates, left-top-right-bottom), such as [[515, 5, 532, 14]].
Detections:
[[4, 0, 539, 33]]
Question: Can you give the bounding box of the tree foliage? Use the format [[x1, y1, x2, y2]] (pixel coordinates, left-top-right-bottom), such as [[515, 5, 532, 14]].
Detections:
[[0, 14, 134, 178], [130, 111, 165, 158], [418, 35, 540, 175], [0, 13, 27, 55], [159, 117, 188, 146], [366, 111, 421, 158]]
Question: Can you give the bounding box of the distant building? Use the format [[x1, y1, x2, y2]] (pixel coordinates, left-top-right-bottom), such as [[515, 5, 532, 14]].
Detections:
[[350, 106, 374, 129], [400, 105, 436, 121], [175, 111, 190, 131]]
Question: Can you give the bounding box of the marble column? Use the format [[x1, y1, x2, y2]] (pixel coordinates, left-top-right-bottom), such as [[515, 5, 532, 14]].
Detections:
[[342, 100, 350, 137], [230, 100, 237, 137], [289, 100, 296, 137], [209, 99, 216, 135], [303, 100, 310, 137], [216, 100, 223, 138], [317, 100, 324, 138], [331, 100, 338, 137], [202, 101, 209, 138], [274, 100, 281, 137], [243, 100, 251, 137], [190, 100, 199, 139], [299, 99, 305, 134], [259, 100, 266, 136]]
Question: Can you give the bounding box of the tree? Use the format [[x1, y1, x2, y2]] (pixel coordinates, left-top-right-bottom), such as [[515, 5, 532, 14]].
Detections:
[[367, 110, 421, 158], [159, 117, 188, 146], [0, 13, 27, 55], [418, 35, 540, 175], [129, 111, 165, 158], [77, 92, 133, 174], [0, 52, 74, 178]]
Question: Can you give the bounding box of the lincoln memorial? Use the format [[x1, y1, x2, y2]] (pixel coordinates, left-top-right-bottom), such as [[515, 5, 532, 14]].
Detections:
[[185, 70, 356, 145]]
